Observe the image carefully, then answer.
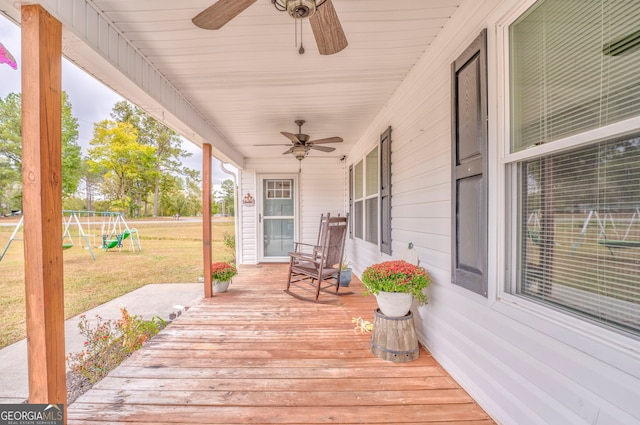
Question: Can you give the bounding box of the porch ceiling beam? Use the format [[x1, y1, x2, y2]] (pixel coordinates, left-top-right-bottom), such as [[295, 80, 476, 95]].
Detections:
[[20, 4, 67, 410], [0, 0, 244, 168]]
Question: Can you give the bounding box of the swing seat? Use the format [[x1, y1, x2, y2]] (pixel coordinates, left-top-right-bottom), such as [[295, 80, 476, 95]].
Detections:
[[62, 243, 73, 250], [527, 230, 543, 246], [598, 239, 640, 249], [104, 240, 120, 249]]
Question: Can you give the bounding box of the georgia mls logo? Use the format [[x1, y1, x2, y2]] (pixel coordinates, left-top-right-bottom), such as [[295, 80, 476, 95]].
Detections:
[[0, 404, 64, 425]]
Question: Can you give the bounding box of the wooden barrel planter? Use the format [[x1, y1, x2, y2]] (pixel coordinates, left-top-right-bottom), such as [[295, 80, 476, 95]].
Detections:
[[370, 308, 419, 362]]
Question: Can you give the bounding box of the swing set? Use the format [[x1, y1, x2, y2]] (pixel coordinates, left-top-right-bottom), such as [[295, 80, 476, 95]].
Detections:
[[99, 212, 142, 252], [62, 211, 96, 259], [526, 208, 640, 255], [578, 208, 640, 254], [0, 210, 142, 262]]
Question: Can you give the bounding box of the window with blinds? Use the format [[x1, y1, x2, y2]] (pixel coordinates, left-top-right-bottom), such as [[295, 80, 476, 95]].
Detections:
[[352, 143, 385, 248], [510, 0, 640, 152], [509, 0, 640, 336], [353, 160, 364, 240], [365, 147, 379, 244]]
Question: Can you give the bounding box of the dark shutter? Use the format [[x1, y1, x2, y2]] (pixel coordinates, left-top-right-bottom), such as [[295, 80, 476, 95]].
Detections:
[[348, 164, 353, 239], [451, 29, 488, 296], [380, 126, 392, 255]]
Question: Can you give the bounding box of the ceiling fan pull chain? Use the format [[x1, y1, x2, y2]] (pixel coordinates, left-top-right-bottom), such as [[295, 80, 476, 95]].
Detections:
[[293, 18, 304, 54], [299, 18, 305, 54]]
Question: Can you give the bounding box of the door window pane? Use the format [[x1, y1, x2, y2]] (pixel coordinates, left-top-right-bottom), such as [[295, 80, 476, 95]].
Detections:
[[264, 218, 294, 257], [264, 180, 294, 216]]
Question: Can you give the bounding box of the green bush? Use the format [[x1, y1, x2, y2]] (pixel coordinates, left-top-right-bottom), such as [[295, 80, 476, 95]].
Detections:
[[223, 231, 236, 263]]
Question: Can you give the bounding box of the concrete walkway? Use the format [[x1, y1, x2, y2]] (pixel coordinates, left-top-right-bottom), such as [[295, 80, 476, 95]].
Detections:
[[0, 283, 203, 404]]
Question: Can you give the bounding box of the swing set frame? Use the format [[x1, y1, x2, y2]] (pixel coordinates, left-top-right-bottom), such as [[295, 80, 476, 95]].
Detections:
[[527, 208, 640, 255], [0, 210, 142, 262]]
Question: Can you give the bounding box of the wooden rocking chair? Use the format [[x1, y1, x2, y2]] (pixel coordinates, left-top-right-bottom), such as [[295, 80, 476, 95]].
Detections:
[[285, 213, 351, 302]]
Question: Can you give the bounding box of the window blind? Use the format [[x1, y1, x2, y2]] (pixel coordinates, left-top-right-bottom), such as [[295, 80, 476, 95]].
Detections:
[[519, 136, 640, 334], [510, 0, 640, 152], [354, 160, 363, 239]]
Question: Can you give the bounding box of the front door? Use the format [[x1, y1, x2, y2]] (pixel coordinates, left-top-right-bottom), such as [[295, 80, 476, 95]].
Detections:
[[258, 176, 297, 262]]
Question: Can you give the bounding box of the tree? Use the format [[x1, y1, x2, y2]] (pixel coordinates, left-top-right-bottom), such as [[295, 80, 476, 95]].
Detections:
[[78, 157, 105, 212], [87, 120, 158, 215], [219, 179, 235, 216], [111, 101, 195, 216], [159, 173, 203, 217], [0, 93, 23, 214], [0, 92, 82, 210], [61, 92, 82, 198]]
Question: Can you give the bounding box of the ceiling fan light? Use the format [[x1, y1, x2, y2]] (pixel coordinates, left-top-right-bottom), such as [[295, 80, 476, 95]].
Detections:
[[292, 144, 309, 160], [285, 0, 316, 19]]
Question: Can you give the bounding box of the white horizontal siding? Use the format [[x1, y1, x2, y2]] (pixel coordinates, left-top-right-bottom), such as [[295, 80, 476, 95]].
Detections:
[[345, 0, 640, 424], [298, 158, 347, 245], [238, 170, 257, 264]]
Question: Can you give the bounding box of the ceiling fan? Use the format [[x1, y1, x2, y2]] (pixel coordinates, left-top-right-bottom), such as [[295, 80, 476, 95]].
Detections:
[[192, 0, 348, 55], [255, 119, 343, 165]]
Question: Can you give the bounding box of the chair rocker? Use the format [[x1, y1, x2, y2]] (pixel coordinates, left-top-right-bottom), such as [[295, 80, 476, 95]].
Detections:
[[285, 213, 351, 303]]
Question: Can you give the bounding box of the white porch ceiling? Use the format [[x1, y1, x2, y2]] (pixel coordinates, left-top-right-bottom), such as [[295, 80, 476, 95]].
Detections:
[[2, 0, 463, 167]]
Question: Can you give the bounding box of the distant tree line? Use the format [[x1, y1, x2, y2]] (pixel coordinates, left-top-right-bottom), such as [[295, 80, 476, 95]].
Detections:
[[0, 93, 238, 218]]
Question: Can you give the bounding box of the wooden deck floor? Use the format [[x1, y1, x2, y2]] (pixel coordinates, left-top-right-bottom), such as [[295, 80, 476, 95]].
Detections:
[[68, 264, 495, 424]]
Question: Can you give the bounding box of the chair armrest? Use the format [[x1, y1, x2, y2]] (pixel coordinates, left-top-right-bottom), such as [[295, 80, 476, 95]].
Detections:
[[293, 242, 317, 250]]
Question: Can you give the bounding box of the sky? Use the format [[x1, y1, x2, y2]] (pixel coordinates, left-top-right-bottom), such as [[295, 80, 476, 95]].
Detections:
[[0, 14, 235, 188]]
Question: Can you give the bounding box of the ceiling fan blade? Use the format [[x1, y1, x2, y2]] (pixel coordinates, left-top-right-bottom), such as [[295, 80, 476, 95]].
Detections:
[[254, 143, 291, 146], [282, 147, 294, 155], [281, 132, 302, 143], [308, 136, 343, 144], [192, 0, 257, 30], [310, 145, 335, 153], [309, 0, 348, 55]]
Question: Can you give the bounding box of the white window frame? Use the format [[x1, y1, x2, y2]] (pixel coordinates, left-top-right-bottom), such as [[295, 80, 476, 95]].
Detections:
[[352, 144, 380, 247], [489, 0, 640, 360]]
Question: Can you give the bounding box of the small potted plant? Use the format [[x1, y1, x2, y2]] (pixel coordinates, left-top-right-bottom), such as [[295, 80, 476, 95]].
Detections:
[[333, 258, 352, 287], [361, 260, 430, 317], [211, 261, 237, 293]]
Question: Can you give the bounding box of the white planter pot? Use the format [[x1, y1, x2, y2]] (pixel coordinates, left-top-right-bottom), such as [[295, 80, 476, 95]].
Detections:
[[213, 279, 231, 293], [374, 291, 413, 317]]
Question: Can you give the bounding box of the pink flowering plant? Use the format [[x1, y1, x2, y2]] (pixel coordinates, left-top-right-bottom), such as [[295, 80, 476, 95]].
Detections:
[[211, 261, 237, 282], [361, 260, 431, 304], [66, 307, 165, 383]]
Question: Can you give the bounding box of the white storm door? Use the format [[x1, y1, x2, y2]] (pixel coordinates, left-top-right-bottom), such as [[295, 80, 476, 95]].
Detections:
[[258, 176, 297, 262]]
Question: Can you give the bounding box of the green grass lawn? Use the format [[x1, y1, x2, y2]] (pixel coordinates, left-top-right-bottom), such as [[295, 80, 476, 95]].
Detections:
[[0, 217, 234, 348]]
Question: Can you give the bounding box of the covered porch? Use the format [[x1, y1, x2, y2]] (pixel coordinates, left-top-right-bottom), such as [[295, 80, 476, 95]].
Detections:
[[68, 264, 494, 424], [6, 0, 639, 422]]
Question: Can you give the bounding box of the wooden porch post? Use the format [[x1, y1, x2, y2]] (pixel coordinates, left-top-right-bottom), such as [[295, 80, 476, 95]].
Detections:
[[20, 4, 66, 410], [203, 143, 212, 297]]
